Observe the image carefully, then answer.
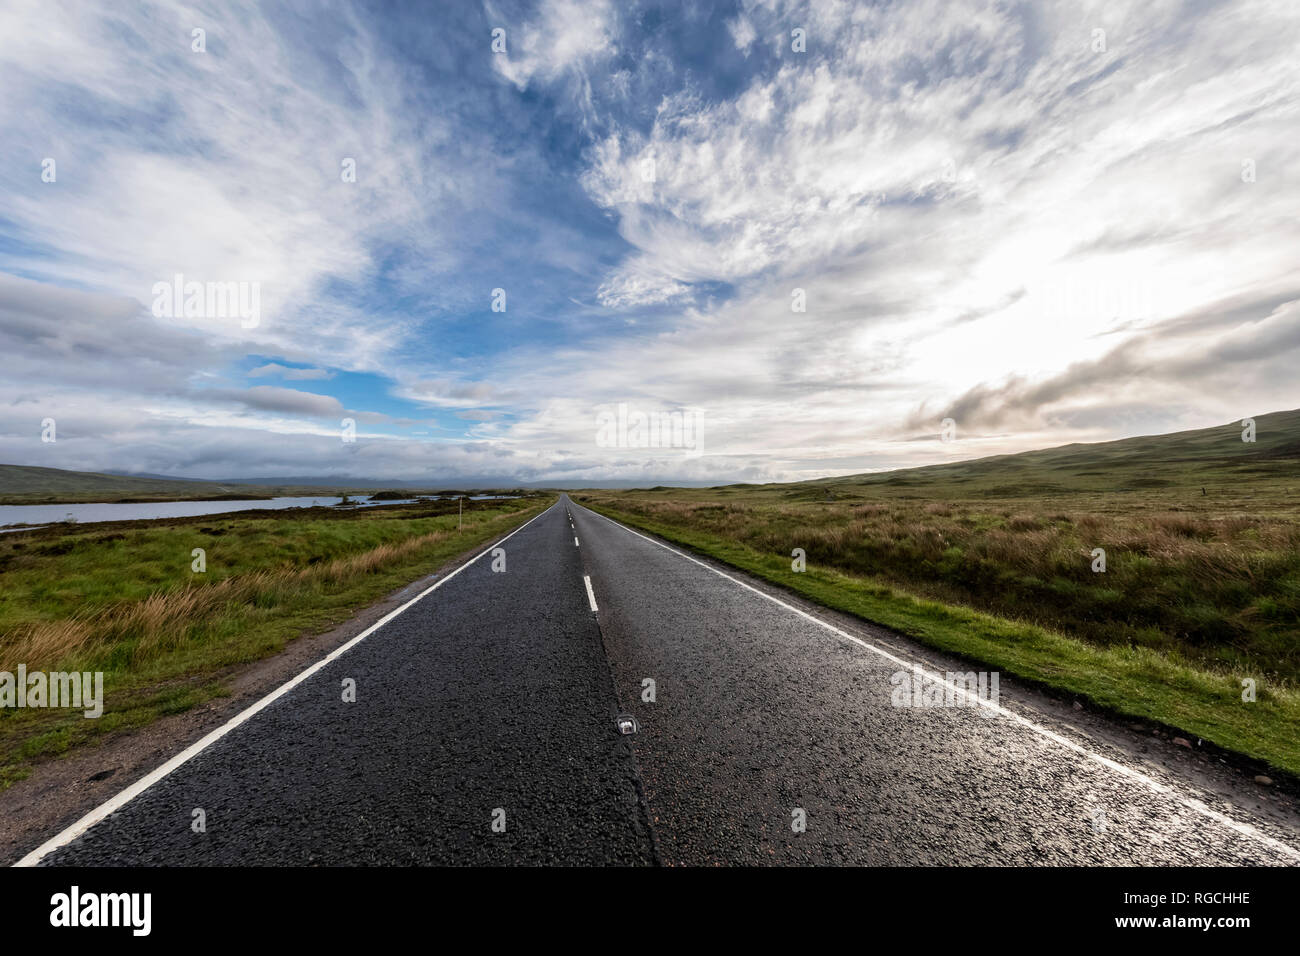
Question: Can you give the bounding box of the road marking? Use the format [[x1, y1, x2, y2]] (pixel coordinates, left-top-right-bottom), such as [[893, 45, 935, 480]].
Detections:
[[574, 536, 580, 546], [579, 504, 1300, 862], [583, 575, 598, 612], [13, 502, 557, 867]]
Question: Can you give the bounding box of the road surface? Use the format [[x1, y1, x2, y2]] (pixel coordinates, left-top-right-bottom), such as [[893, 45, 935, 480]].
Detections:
[[21, 496, 1300, 865]]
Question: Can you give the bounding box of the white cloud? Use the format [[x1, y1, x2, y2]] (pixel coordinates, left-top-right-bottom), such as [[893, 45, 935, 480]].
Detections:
[[488, 0, 618, 91], [727, 15, 757, 55], [0, 0, 487, 370]]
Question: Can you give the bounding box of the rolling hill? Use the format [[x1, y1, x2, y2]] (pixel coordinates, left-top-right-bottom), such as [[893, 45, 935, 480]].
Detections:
[[800, 408, 1300, 499]]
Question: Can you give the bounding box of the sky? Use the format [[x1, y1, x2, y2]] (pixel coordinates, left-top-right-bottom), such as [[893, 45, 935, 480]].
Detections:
[[1, 0, 1297, 485]]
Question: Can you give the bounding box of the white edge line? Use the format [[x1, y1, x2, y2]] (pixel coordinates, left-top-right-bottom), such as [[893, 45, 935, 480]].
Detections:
[[579, 504, 1300, 862], [583, 575, 598, 612], [13, 501, 555, 867]]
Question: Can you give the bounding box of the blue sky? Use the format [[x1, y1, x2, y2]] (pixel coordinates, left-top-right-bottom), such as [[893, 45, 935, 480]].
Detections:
[[1, 0, 1298, 483]]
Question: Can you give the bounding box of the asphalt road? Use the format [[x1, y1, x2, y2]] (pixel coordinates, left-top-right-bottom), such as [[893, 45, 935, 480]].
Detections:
[[25, 496, 1300, 865]]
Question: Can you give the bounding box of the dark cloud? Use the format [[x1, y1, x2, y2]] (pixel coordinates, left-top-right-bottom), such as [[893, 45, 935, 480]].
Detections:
[[206, 386, 344, 418], [247, 363, 333, 381], [0, 273, 226, 391], [915, 293, 1300, 431]]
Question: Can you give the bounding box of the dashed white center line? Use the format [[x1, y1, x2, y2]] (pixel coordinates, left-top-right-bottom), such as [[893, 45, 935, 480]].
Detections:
[[583, 574, 598, 612], [574, 536, 580, 546]]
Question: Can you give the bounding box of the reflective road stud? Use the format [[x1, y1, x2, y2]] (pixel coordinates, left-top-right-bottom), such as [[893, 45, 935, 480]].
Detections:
[[615, 714, 639, 735]]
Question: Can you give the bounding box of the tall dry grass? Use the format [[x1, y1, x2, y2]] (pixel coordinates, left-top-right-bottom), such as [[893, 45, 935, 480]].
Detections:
[[2, 529, 451, 672]]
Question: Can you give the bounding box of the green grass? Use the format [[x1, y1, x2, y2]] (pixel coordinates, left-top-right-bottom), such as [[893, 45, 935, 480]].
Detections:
[[0, 495, 551, 789], [576, 409, 1300, 779]]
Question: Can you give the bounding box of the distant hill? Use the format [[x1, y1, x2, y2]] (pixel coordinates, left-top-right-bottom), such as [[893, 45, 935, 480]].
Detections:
[[0, 466, 474, 505], [0, 465, 243, 502], [801, 408, 1300, 499]]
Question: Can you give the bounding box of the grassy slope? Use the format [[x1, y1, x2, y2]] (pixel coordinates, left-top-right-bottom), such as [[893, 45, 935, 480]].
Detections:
[[819, 408, 1300, 497], [578, 410, 1300, 779], [0, 495, 551, 788], [0, 464, 238, 501]]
